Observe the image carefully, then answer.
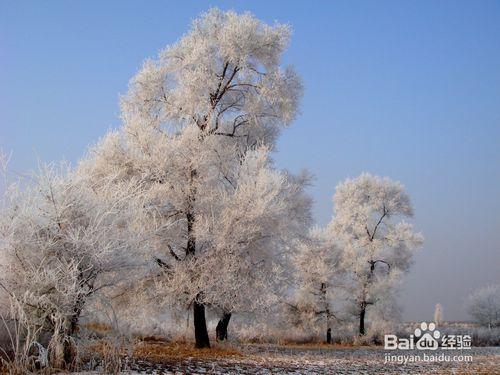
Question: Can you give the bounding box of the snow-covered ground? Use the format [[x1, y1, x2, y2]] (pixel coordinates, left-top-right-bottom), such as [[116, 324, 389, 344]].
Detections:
[[118, 345, 499, 374]]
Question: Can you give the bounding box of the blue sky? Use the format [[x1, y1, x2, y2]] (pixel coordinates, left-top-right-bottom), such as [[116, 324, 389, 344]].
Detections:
[[1, 1, 499, 321]]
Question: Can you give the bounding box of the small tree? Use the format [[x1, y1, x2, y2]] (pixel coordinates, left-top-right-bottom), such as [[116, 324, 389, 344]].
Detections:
[[0, 163, 141, 368], [198, 150, 312, 342], [327, 173, 423, 335], [466, 285, 500, 329], [434, 303, 443, 327], [292, 228, 344, 343]]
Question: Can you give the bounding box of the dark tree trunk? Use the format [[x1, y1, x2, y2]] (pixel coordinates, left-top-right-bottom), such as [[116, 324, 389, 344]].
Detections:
[[320, 283, 332, 344], [59, 292, 85, 369], [359, 305, 366, 336], [216, 312, 232, 341], [69, 292, 85, 336], [193, 297, 210, 348], [358, 262, 376, 337], [186, 190, 210, 348], [62, 339, 77, 370], [182, 169, 210, 349]]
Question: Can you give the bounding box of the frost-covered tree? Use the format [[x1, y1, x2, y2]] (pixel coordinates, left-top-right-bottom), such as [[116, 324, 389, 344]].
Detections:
[[79, 9, 309, 348], [434, 303, 443, 327], [466, 284, 500, 328], [291, 228, 344, 343], [327, 173, 423, 335], [0, 163, 142, 367], [81, 139, 311, 348]]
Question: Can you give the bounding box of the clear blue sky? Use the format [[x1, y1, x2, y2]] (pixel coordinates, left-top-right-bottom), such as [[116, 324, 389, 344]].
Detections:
[[1, 1, 499, 321]]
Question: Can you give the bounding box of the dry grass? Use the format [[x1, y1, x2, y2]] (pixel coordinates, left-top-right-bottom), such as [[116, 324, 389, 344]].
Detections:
[[278, 341, 372, 349], [132, 340, 243, 363], [83, 322, 113, 335], [86, 339, 127, 358]]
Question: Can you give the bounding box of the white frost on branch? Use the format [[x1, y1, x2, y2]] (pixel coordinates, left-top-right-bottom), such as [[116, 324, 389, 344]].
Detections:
[[120, 8, 302, 149]]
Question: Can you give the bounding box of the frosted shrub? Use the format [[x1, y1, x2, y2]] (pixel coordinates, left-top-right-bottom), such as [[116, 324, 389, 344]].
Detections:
[[0, 162, 143, 369]]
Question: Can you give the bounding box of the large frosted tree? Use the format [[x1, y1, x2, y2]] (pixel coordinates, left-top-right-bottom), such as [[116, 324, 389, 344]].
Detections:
[[80, 9, 310, 348], [327, 173, 423, 335]]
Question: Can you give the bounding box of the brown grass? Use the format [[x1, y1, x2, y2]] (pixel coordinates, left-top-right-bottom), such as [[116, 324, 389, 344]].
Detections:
[[83, 321, 113, 335], [132, 340, 243, 363], [86, 339, 127, 356], [281, 341, 369, 349]]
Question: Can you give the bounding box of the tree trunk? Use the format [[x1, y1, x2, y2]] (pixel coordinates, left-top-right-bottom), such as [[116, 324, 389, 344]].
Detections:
[[359, 305, 366, 336], [216, 312, 231, 341], [326, 328, 332, 344], [185, 170, 210, 349], [193, 297, 210, 348], [320, 283, 332, 344], [60, 293, 85, 369], [62, 339, 77, 370], [69, 292, 85, 336]]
